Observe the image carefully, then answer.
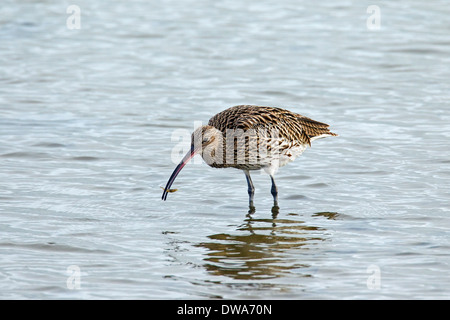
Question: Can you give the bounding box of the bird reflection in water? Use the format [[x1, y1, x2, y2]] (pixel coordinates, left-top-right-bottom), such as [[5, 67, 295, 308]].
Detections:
[[195, 209, 339, 280]]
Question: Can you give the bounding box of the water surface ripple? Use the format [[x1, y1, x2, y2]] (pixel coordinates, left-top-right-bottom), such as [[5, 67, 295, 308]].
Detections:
[[1, 1, 449, 299]]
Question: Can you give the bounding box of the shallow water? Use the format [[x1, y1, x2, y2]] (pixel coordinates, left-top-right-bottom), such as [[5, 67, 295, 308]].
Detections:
[[1, 0, 449, 299]]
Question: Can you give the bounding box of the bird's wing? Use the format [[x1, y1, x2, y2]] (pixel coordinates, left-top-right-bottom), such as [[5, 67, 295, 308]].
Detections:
[[209, 105, 336, 147]]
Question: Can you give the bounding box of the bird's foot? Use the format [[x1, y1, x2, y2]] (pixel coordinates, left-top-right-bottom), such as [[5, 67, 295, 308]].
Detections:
[[248, 201, 256, 214], [271, 204, 279, 217]]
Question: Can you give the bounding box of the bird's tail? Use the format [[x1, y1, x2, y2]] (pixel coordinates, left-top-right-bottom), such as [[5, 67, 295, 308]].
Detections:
[[298, 116, 338, 145], [310, 132, 338, 142]]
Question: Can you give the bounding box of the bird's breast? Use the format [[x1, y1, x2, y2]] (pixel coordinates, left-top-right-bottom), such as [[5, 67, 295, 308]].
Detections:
[[200, 132, 307, 170]]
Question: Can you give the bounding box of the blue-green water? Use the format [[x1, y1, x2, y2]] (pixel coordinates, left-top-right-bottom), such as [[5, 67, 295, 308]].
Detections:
[[1, 0, 449, 299]]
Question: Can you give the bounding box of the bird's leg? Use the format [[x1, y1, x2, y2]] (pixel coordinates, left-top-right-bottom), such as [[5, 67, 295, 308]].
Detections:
[[270, 175, 279, 206], [244, 170, 255, 209]]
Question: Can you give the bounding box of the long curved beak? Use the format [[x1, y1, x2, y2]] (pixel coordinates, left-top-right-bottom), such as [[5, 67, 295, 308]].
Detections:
[[161, 144, 198, 201]]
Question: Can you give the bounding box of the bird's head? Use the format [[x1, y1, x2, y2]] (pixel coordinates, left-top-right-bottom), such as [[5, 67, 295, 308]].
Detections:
[[191, 125, 222, 156], [161, 125, 222, 201]]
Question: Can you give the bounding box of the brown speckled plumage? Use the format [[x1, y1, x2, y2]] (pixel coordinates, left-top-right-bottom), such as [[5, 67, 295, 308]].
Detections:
[[208, 105, 337, 147], [204, 105, 337, 170], [162, 105, 337, 205]]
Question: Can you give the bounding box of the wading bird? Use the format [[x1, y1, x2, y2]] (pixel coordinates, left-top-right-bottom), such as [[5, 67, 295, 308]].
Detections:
[[161, 105, 337, 208]]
